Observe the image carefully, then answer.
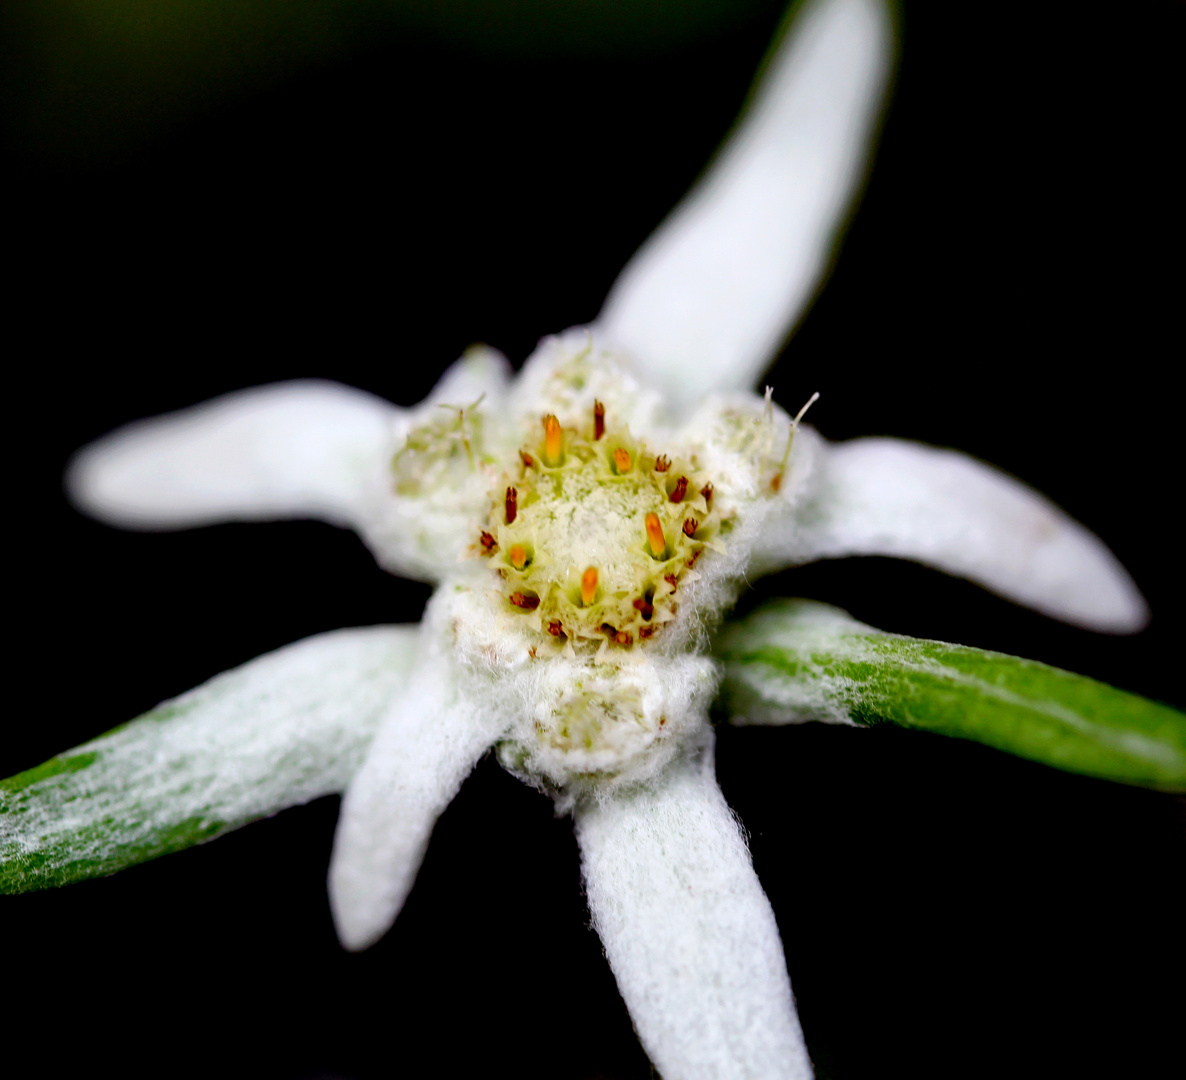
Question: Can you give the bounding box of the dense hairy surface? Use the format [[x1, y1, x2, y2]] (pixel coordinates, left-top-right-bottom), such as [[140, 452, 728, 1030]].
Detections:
[[1, 627, 419, 892], [717, 600, 1186, 790], [576, 742, 812, 1080]]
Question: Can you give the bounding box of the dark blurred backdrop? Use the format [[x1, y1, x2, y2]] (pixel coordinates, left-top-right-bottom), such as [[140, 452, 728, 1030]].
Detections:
[[4, 2, 1183, 1078]]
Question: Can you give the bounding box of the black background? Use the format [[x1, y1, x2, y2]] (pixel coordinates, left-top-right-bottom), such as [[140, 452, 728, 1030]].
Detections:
[[4, 2, 1183, 1078]]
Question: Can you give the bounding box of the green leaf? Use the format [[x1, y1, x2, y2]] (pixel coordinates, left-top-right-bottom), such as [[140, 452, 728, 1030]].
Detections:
[[715, 599, 1186, 791], [2, 626, 420, 893]]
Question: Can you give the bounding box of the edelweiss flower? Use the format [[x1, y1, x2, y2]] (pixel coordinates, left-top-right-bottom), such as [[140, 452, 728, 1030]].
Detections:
[[5, 2, 1182, 1077]]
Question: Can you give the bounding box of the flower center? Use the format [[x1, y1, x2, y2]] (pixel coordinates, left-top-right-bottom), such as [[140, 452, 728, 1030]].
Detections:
[[479, 401, 725, 653]]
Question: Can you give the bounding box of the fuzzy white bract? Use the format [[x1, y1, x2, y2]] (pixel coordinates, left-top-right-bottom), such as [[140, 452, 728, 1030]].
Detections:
[[61, 2, 1147, 1078]]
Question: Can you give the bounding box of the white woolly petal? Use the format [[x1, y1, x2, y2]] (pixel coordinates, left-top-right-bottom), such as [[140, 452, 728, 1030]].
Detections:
[[67, 380, 402, 531], [753, 436, 1148, 633], [328, 647, 507, 951], [2, 626, 422, 887], [575, 741, 812, 1080], [598, 0, 892, 414]]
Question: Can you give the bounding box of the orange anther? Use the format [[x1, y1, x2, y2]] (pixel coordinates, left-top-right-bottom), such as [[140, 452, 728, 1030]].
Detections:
[[543, 414, 563, 466], [509, 544, 528, 570], [505, 486, 517, 524], [580, 566, 599, 606], [669, 476, 688, 503], [612, 447, 632, 473], [645, 513, 666, 558], [593, 400, 605, 441]]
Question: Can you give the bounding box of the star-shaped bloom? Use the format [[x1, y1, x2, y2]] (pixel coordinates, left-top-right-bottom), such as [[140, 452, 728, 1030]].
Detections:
[[4, 2, 1182, 1078]]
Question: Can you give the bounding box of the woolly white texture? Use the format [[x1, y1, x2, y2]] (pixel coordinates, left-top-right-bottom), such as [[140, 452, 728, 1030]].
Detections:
[[66, 380, 402, 532], [328, 603, 511, 949], [361, 345, 515, 582], [717, 599, 879, 726], [1, 627, 419, 882], [576, 740, 812, 1080], [751, 437, 1149, 632], [510, 328, 665, 436], [674, 390, 820, 647], [66, 349, 515, 585], [715, 600, 1185, 786], [598, 0, 892, 416], [423, 556, 722, 801]]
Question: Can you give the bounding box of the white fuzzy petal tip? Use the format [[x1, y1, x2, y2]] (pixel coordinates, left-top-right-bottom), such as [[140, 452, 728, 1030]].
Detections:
[[754, 436, 1149, 634], [67, 380, 401, 531], [575, 741, 813, 1079], [599, 0, 892, 412], [328, 648, 507, 951]]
